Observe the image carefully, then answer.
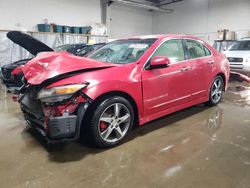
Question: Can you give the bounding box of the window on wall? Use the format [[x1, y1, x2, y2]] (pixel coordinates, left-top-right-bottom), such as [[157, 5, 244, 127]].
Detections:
[[186, 39, 211, 59], [151, 39, 185, 63]]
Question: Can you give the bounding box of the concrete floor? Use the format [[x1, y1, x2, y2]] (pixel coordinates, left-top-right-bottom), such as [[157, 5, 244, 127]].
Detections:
[[0, 81, 250, 188]]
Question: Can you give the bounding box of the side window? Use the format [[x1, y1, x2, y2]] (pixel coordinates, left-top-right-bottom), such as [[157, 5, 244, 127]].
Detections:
[[204, 46, 211, 56], [152, 39, 185, 63], [186, 40, 210, 58]]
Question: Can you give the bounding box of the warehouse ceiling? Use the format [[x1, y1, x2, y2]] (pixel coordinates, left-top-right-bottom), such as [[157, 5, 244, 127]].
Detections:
[[141, 0, 184, 6], [105, 0, 184, 12]]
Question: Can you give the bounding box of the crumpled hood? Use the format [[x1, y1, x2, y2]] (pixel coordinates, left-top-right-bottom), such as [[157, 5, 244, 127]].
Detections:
[[22, 52, 117, 85]]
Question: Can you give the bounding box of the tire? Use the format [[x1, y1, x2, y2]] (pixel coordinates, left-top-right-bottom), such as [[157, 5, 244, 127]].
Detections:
[[87, 96, 134, 148], [206, 76, 224, 106]]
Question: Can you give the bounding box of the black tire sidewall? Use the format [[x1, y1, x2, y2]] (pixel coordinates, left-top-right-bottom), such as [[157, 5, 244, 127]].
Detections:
[[208, 76, 224, 106], [89, 96, 134, 148]]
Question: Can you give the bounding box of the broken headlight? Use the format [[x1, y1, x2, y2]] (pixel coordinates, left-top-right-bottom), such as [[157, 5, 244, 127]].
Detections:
[[37, 84, 87, 103]]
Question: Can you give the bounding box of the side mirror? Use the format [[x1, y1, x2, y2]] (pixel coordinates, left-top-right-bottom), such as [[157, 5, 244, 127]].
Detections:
[[149, 56, 170, 69]]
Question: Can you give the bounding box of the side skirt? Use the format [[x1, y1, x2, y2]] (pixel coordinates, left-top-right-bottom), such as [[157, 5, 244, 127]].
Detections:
[[139, 96, 208, 126]]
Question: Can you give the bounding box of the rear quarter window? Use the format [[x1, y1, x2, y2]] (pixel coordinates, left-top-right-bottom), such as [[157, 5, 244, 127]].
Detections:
[[204, 46, 211, 56], [186, 39, 211, 58]]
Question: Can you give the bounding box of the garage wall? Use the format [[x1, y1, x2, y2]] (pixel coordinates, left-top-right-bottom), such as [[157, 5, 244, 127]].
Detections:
[[0, 0, 101, 31], [0, 0, 153, 39], [1, 0, 249, 41], [106, 4, 153, 39], [152, 0, 250, 42]]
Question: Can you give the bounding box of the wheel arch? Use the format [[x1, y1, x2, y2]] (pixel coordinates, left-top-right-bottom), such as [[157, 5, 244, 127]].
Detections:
[[86, 91, 139, 127], [216, 73, 226, 91]]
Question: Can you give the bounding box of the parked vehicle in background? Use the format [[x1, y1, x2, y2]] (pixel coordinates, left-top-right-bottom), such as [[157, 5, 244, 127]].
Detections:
[[54, 43, 105, 56], [0, 31, 105, 90], [0, 31, 53, 89], [15, 34, 230, 148], [224, 38, 250, 73], [213, 40, 236, 52]]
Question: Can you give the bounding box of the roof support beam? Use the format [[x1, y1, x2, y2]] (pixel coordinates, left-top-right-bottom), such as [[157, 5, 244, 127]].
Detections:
[[158, 0, 184, 6], [108, 0, 173, 13]]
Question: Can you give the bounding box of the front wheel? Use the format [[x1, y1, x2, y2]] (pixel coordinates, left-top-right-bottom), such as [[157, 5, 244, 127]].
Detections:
[[206, 76, 224, 106], [88, 96, 134, 148]]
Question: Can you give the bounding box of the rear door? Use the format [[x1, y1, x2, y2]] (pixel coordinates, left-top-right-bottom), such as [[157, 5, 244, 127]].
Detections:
[[183, 39, 214, 98]]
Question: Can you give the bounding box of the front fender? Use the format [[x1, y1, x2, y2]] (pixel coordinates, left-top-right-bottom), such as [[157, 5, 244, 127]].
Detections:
[[84, 80, 143, 119], [45, 64, 144, 121]]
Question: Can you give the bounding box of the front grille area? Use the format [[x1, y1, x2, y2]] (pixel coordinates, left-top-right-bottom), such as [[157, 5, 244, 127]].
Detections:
[[229, 63, 243, 70], [228, 57, 244, 70], [22, 105, 44, 127], [227, 57, 243, 62], [20, 86, 44, 125]]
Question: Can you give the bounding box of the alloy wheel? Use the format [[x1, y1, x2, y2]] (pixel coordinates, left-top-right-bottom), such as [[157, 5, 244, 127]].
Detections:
[[211, 78, 223, 104], [98, 103, 131, 143]]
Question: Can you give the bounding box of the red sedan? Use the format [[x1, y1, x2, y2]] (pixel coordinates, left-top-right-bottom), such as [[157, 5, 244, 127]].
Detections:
[[17, 34, 229, 148]]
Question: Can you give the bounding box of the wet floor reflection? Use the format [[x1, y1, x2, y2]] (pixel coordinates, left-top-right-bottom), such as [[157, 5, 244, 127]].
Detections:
[[224, 82, 250, 107], [0, 82, 250, 188]]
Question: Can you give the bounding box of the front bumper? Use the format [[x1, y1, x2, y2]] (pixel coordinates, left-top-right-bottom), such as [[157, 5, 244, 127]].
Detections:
[[48, 113, 77, 139], [21, 98, 90, 144]]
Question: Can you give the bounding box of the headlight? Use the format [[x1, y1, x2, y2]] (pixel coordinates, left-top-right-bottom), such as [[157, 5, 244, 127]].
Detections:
[[38, 84, 88, 103], [246, 57, 250, 62]]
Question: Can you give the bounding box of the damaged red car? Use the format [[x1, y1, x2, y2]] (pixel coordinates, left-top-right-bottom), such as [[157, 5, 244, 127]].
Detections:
[[16, 35, 230, 148]]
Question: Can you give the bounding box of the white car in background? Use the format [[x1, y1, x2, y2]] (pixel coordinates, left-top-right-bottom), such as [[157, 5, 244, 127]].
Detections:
[[224, 38, 250, 73]]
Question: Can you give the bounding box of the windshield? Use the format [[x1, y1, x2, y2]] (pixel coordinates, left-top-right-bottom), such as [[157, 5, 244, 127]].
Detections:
[[88, 39, 156, 64], [228, 40, 250, 51]]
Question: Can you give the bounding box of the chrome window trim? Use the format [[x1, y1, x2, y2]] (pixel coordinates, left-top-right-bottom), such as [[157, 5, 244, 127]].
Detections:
[[143, 37, 213, 70]]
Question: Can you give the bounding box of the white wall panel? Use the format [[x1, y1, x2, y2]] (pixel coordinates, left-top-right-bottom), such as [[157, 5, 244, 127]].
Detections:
[[106, 4, 153, 38], [152, 0, 250, 42], [0, 0, 101, 31]]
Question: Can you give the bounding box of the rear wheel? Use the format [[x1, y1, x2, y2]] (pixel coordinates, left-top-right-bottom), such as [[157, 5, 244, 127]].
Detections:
[[207, 76, 224, 106], [88, 96, 134, 148]]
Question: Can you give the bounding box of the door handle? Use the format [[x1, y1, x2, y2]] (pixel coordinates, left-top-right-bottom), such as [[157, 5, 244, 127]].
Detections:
[[208, 60, 214, 65], [180, 66, 191, 72]]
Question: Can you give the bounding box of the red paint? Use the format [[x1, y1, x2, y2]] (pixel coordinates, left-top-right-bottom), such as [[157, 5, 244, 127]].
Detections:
[[22, 35, 230, 127], [230, 71, 250, 83], [150, 56, 171, 67], [12, 66, 23, 75], [12, 95, 19, 102], [42, 95, 86, 124], [100, 122, 108, 130]]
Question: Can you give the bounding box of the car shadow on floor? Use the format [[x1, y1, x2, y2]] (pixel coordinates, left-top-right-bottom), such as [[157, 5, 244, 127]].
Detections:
[[24, 104, 211, 163], [130, 104, 210, 137], [23, 128, 106, 163]]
